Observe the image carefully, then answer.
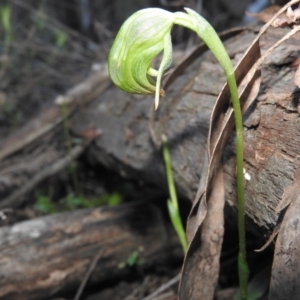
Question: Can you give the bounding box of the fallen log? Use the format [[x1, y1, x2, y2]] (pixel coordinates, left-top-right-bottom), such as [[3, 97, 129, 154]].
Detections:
[[71, 25, 300, 234], [0, 201, 181, 300]]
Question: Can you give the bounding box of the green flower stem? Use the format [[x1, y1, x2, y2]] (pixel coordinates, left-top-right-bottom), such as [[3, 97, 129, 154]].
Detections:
[[162, 134, 188, 253], [108, 7, 249, 298], [227, 73, 249, 300], [175, 10, 249, 298]]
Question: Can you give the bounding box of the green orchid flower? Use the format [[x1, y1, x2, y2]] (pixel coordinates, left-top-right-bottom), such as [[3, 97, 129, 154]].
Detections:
[[108, 7, 234, 110], [108, 8, 173, 109], [108, 7, 248, 300]]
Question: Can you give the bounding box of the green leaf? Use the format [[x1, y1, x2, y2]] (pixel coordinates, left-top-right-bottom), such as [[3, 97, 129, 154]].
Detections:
[[234, 266, 271, 300], [34, 195, 57, 214]]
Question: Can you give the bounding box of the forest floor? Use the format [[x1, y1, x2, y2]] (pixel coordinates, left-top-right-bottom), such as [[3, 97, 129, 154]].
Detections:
[[0, 1, 274, 299]]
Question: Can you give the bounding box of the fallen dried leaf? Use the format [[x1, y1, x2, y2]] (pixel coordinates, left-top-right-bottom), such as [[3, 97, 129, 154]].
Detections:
[[246, 5, 282, 24]]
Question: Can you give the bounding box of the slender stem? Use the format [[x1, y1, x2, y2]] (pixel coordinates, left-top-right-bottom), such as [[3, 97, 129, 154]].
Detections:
[[171, 12, 250, 296], [162, 134, 178, 209], [178, 9, 250, 297], [227, 73, 249, 300], [179, 10, 249, 296], [162, 134, 188, 253]]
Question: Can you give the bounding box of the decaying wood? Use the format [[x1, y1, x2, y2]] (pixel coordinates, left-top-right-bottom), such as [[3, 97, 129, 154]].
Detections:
[[1, 25, 300, 236], [72, 25, 300, 234], [0, 201, 181, 300]]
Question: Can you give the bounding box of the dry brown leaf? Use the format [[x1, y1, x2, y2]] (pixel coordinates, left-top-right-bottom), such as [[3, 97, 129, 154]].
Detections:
[[178, 168, 225, 299], [246, 5, 282, 24], [271, 2, 300, 28], [255, 224, 280, 252]]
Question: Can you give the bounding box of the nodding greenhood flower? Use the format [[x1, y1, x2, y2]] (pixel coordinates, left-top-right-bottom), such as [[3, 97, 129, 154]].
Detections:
[[109, 8, 249, 299], [108, 7, 235, 110], [109, 7, 249, 299]]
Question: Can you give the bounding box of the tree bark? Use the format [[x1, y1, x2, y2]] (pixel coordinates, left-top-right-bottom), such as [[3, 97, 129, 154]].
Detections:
[[0, 201, 180, 300], [1, 26, 299, 234], [71, 26, 300, 233]]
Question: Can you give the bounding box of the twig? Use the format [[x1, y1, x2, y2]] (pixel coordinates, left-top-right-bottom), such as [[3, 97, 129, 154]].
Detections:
[[73, 248, 105, 300], [141, 273, 180, 300]]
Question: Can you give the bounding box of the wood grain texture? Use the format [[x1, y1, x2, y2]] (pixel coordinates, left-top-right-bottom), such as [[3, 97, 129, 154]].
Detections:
[[0, 202, 180, 300]]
